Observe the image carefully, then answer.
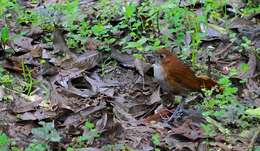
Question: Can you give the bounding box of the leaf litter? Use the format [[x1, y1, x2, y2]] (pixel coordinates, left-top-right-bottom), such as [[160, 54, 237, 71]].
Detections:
[[0, 0, 259, 150]]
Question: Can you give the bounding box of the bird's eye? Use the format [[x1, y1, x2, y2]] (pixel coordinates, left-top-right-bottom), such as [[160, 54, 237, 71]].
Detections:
[[159, 54, 165, 59]]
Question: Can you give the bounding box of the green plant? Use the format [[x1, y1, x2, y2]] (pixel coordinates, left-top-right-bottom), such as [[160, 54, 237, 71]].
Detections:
[[11, 146, 22, 151], [21, 62, 38, 96], [100, 57, 116, 77], [245, 107, 260, 117], [0, 66, 13, 87], [0, 74, 13, 86], [151, 132, 160, 151], [67, 21, 92, 51], [94, 0, 122, 23], [162, 2, 206, 64], [240, 36, 252, 53], [17, 9, 41, 25], [0, 25, 9, 50], [200, 75, 238, 131], [91, 24, 108, 37], [77, 120, 100, 142], [31, 121, 61, 143], [25, 143, 49, 151], [0, 0, 41, 26], [240, 63, 249, 73], [39, 0, 81, 29], [0, 0, 16, 18], [133, 53, 144, 60], [125, 37, 148, 51], [201, 71, 259, 131], [66, 147, 74, 151], [254, 146, 260, 151], [202, 76, 238, 114], [203, 0, 227, 22], [201, 123, 215, 137], [0, 132, 9, 151], [241, 4, 260, 16], [124, 3, 136, 19]]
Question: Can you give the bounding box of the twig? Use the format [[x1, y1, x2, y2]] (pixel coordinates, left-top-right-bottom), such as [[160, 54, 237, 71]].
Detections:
[[215, 43, 233, 56], [207, 55, 212, 78]]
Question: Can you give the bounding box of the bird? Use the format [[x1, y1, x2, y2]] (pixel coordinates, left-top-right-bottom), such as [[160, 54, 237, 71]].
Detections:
[[151, 48, 218, 96]]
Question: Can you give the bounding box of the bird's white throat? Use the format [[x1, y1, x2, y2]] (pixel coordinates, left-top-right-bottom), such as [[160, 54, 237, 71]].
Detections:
[[152, 63, 165, 81]]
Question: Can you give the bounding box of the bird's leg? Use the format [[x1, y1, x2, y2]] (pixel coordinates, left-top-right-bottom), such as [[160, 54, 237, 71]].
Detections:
[[166, 95, 202, 123], [166, 102, 186, 123], [156, 86, 177, 120]]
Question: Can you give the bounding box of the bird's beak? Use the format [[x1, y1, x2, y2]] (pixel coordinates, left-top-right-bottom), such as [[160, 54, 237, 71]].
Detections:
[[144, 53, 155, 64], [144, 52, 160, 65]]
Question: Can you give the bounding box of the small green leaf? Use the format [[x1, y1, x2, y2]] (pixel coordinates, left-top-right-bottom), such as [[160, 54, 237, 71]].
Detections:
[[0, 133, 9, 146], [213, 109, 225, 118], [218, 76, 230, 86], [66, 147, 74, 151], [245, 107, 260, 117], [25, 143, 48, 151], [205, 116, 230, 135], [151, 133, 160, 145], [223, 87, 237, 96], [125, 42, 140, 49], [91, 24, 106, 36], [1, 25, 9, 43], [240, 63, 249, 73], [229, 67, 237, 76], [124, 3, 136, 18], [0, 133, 9, 151], [137, 37, 147, 45], [84, 120, 94, 129], [201, 123, 215, 137], [254, 146, 260, 151], [133, 54, 144, 60], [31, 122, 61, 142]]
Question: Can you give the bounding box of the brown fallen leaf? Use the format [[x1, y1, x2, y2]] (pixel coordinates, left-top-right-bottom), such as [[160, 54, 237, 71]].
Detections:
[[10, 94, 42, 113]]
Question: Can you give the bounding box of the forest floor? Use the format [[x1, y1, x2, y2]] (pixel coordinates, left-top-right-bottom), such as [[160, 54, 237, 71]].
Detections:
[[0, 0, 259, 151]]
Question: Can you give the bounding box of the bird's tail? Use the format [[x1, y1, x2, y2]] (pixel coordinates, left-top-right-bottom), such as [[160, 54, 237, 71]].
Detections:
[[197, 75, 224, 93]]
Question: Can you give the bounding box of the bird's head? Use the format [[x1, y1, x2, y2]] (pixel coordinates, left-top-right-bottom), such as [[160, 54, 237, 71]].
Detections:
[[148, 48, 172, 65]]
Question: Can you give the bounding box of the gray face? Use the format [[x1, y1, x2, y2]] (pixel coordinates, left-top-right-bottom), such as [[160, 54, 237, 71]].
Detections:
[[146, 51, 166, 65]]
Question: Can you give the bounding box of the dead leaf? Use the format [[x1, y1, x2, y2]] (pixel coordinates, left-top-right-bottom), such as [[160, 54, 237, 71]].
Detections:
[[61, 50, 101, 70], [229, 17, 255, 29], [10, 94, 42, 113], [164, 135, 196, 151], [237, 52, 256, 79], [53, 28, 70, 53], [63, 101, 106, 128], [12, 36, 34, 52], [20, 112, 37, 120], [226, 0, 245, 9], [143, 108, 170, 124], [85, 38, 105, 51], [8, 123, 34, 148], [111, 49, 135, 68], [149, 86, 161, 105], [20, 109, 56, 121], [134, 58, 151, 76], [26, 26, 43, 37]]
